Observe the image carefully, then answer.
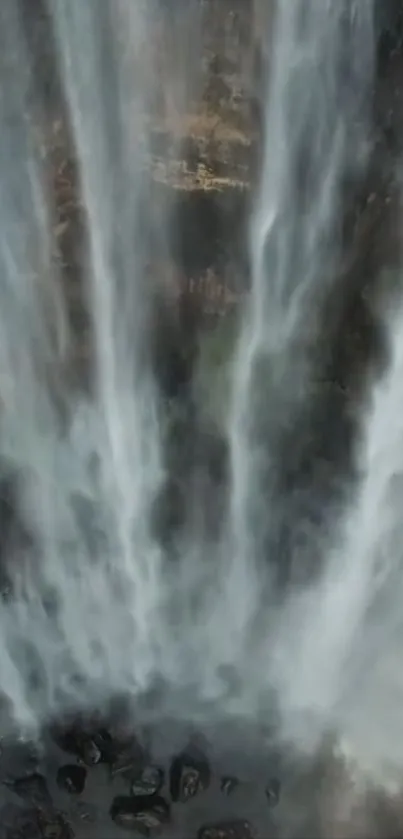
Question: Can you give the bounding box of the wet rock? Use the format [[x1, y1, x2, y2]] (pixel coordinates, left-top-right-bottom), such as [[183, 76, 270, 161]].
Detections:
[[197, 820, 256, 839], [56, 765, 86, 795], [37, 811, 74, 839], [79, 738, 101, 766], [1, 737, 40, 773], [90, 727, 117, 763], [131, 766, 164, 797], [169, 749, 210, 803], [51, 725, 102, 766], [3, 773, 52, 809], [1, 806, 43, 839], [110, 794, 170, 835], [265, 777, 280, 807], [220, 776, 238, 795], [2, 806, 74, 839]]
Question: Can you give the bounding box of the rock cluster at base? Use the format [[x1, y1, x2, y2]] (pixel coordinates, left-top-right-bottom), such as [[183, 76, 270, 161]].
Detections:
[[0, 712, 281, 838]]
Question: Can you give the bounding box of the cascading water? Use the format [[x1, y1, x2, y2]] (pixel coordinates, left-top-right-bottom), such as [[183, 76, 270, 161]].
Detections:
[[222, 0, 377, 727], [0, 0, 168, 729], [0, 0, 403, 835], [229, 0, 373, 584], [271, 295, 403, 783]]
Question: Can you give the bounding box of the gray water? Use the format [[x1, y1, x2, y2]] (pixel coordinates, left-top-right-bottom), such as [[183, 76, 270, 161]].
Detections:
[[0, 0, 403, 834]]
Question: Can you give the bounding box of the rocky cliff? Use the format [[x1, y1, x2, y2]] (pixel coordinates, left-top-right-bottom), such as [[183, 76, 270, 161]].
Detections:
[[23, 0, 403, 402]]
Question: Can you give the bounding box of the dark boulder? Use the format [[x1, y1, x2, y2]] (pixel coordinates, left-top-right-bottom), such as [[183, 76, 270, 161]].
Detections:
[[50, 725, 102, 766], [131, 766, 164, 797], [169, 748, 210, 803], [50, 720, 119, 767], [37, 811, 74, 839], [3, 773, 52, 809], [56, 765, 86, 795], [0, 806, 43, 839], [110, 795, 170, 835]]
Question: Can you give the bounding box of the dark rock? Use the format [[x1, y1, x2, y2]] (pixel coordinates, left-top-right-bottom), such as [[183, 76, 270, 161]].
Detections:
[[3, 805, 74, 839], [3, 773, 52, 809], [131, 766, 164, 797], [0, 737, 39, 773], [90, 727, 116, 763], [50, 711, 125, 766], [66, 735, 98, 767], [79, 737, 101, 766], [265, 777, 280, 807], [110, 795, 170, 835], [220, 776, 238, 795], [197, 820, 256, 839], [169, 749, 210, 803], [37, 811, 74, 839], [51, 725, 102, 766], [1, 807, 43, 839], [56, 765, 86, 795]]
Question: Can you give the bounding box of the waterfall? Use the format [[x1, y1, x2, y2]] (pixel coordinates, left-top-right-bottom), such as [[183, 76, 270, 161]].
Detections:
[[0, 0, 172, 729], [1, 0, 403, 809], [229, 0, 374, 581]]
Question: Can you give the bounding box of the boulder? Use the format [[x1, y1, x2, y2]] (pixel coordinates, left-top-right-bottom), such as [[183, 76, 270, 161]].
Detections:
[[110, 794, 170, 835], [56, 765, 86, 795], [169, 748, 210, 803]]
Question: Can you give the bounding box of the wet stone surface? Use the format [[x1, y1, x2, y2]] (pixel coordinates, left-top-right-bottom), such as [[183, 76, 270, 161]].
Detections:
[[197, 820, 256, 839]]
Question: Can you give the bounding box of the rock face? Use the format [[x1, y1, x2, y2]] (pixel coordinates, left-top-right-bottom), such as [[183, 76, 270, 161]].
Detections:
[[25, 0, 403, 408]]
